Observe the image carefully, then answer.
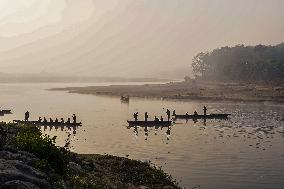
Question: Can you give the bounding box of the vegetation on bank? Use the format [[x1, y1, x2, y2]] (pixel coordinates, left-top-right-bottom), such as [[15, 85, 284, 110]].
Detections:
[[0, 123, 180, 189], [192, 43, 284, 82]]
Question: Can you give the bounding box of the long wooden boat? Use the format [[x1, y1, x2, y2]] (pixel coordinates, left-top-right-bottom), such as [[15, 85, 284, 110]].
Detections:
[[173, 113, 230, 120], [13, 120, 82, 126], [127, 120, 172, 127], [0, 110, 12, 114]]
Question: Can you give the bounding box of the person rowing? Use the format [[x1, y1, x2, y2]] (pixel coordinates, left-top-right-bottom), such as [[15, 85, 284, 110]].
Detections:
[[66, 118, 71, 124], [60, 118, 64, 123], [133, 112, 138, 121], [38, 117, 42, 123], [154, 116, 159, 122]]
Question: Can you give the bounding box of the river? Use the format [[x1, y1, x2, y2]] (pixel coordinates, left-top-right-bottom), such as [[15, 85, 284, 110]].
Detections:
[[0, 82, 283, 189]]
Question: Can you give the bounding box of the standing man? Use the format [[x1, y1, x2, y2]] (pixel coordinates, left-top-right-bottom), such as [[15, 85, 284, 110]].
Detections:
[[166, 109, 171, 121], [25, 111, 30, 122], [133, 112, 138, 121], [144, 112, 148, 122], [203, 106, 207, 116], [72, 114, 77, 124]]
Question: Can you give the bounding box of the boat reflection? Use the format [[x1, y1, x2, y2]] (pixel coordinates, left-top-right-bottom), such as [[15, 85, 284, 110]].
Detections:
[[127, 124, 173, 140]]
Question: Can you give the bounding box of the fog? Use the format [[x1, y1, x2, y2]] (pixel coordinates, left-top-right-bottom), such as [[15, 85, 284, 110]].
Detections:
[[0, 0, 284, 79]]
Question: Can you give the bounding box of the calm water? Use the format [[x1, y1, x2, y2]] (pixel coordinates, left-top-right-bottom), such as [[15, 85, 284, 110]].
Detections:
[[0, 83, 284, 189]]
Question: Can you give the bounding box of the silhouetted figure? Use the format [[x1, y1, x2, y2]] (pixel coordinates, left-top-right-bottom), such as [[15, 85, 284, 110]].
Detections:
[[24, 111, 30, 122], [186, 112, 189, 116], [166, 109, 170, 121], [66, 118, 71, 124], [144, 112, 149, 122], [38, 117, 42, 123], [50, 118, 53, 123], [55, 118, 59, 123], [172, 110, 176, 116], [194, 111, 198, 116], [160, 116, 163, 122], [133, 112, 138, 121], [154, 116, 159, 122], [203, 106, 207, 115], [72, 114, 77, 124], [43, 117, 47, 123], [60, 118, 64, 123]]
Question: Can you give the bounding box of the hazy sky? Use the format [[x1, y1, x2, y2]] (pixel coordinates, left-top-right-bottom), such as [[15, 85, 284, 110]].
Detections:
[[0, 0, 283, 78]]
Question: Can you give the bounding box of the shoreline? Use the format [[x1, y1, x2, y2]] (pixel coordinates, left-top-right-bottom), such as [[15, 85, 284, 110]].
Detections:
[[51, 81, 284, 103]]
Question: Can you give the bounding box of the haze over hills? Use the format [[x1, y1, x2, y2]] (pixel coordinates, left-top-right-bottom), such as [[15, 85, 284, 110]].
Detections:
[[0, 0, 284, 79]]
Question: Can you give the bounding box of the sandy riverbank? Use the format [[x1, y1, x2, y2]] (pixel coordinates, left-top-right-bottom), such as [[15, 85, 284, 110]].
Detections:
[[52, 81, 284, 103]]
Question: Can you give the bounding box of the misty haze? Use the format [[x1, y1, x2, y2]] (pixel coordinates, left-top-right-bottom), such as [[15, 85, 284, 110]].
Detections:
[[0, 1, 283, 189]]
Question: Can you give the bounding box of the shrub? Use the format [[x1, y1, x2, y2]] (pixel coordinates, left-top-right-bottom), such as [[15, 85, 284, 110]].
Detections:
[[13, 127, 69, 174]]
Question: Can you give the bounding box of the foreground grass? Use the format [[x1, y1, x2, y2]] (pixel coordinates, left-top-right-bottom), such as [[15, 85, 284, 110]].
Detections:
[[0, 123, 180, 189]]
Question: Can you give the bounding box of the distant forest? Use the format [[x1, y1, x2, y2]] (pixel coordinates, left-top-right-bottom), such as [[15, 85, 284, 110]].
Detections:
[[192, 43, 284, 83]]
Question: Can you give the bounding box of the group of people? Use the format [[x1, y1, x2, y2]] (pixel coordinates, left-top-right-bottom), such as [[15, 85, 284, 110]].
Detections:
[[133, 109, 172, 122], [132, 106, 208, 121], [185, 106, 207, 116], [24, 111, 77, 124]]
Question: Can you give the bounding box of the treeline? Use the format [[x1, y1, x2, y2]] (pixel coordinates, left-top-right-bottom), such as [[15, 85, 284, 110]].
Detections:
[[192, 43, 284, 83]]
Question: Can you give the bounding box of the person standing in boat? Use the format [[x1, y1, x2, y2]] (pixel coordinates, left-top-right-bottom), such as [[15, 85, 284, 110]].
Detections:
[[72, 114, 77, 124], [144, 112, 148, 122], [24, 111, 30, 122], [38, 117, 42, 123], [133, 112, 138, 121], [160, 116, 164, 122], [194, 111, 198, 116], [166, 109, 170, 121], [60, 118, 64, 124], [203, 106, 207, 116], [43, 117, 47, 123]]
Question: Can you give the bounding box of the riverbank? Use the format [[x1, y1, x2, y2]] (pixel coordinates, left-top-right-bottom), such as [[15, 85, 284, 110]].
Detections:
[[0, 123, 180, 189], [51, 81, 284, 103]]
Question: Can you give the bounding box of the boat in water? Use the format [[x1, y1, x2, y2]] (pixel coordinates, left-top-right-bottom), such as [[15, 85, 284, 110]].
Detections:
[[120, 96, 129, 102], [127, 120, 172, 127], [173, 113, 230, 120], [13, 120, 82, 127], [0, 109, 12, 116]]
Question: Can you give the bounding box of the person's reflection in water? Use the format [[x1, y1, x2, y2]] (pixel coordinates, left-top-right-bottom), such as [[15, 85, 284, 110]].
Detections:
[[144, 126, 148, 140], [60, 125, 64, 131], [203, 118, 207, 126], [44, 125, 47, 131], [133, 126, 138, 136], [54, 125, 59, 131], [166, 126, 171, 140]]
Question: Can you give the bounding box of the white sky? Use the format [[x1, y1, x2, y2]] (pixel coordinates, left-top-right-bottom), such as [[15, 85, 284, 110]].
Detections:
[[0, 0, 283, 78]]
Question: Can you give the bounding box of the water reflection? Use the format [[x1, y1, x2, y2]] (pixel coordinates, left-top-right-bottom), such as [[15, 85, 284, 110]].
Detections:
[[127, 124, 173, 141]]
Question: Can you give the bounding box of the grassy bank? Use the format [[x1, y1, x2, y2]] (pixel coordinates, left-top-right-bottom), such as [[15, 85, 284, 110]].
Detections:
[[51, 81, 284, 103], [0, 123, 180, 189]]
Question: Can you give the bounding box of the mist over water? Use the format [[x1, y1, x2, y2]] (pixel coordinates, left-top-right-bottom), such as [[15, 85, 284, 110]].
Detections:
[[1, 83, 283, 189]]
